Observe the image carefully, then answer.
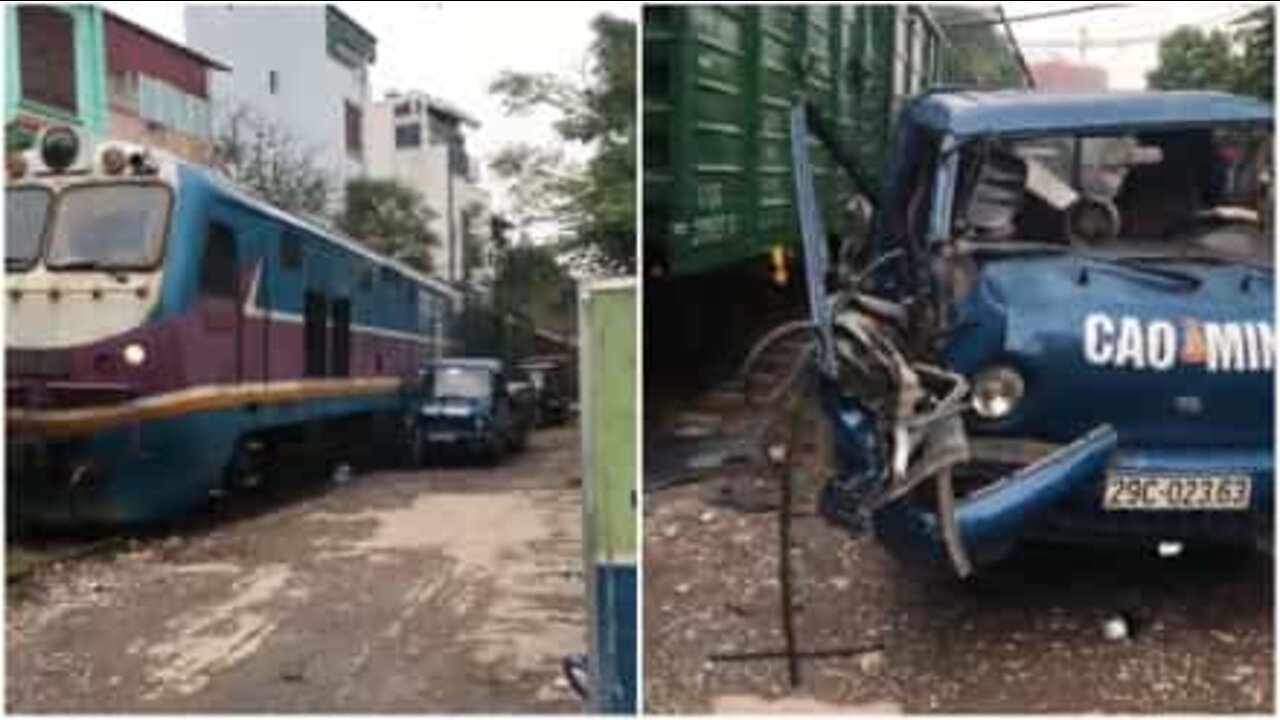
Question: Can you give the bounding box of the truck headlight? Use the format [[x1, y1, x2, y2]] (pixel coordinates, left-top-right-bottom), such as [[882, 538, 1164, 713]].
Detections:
[[970, 365, 1024, 419]]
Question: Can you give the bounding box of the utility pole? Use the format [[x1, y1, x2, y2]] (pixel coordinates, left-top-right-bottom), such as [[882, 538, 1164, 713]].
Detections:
[[447, 141, 458, 283]]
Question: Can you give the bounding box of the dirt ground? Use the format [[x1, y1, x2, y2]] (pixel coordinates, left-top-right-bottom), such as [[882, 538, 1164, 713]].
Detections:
[[644, 396, 1274, 714], [7, 425, 586, 713]]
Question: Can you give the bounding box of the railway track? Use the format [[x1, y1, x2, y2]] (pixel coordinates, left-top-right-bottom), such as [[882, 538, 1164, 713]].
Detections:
[[7, 536, 129, 583], [645, 316, 815, 494]]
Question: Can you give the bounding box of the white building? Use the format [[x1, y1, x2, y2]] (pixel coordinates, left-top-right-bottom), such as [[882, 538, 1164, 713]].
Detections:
[[184, 4, 376, 209], [366, 90, 492, 284]]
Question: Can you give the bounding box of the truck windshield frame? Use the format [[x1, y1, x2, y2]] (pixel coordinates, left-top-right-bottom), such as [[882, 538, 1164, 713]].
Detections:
[[5, 186, 51, 271], [44, 181, 173, 272]]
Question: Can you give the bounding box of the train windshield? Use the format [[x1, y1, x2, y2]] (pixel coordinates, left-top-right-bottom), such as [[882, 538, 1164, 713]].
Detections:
[[46, 184, 170, 270], [6, 187, 50, 270], [955, 126, 1273, 266], [431, 367, 493, 400]]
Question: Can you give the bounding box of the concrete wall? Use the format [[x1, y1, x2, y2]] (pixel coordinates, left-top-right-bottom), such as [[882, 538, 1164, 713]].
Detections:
[[367, 94, 491, 283], [106, 110, 212, 164]]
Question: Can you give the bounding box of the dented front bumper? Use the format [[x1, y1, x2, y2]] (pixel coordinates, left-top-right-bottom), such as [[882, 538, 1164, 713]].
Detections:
[[820, 397, 1273, 574], [867, 425, 1118, 571]]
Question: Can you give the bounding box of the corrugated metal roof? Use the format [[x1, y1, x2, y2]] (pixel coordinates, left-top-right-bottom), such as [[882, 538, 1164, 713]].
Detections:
[[103, 10, 231, 73]]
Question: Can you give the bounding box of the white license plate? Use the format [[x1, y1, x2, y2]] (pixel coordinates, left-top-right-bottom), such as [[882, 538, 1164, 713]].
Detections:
[[428, 432, 459, 443], [1103, 473, 1251, 511]]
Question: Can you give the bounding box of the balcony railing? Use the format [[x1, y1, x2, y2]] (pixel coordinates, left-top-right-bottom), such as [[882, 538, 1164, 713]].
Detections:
[[108, 72, 212, 141]]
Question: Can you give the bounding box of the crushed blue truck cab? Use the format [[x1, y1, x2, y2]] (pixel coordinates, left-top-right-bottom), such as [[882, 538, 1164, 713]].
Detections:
[[799, 91, 1274, 575]]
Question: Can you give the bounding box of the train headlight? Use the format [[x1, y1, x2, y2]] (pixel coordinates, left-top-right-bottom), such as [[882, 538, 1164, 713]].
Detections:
[[122, 342, 148, 367], [40, 126, 80, 173], [970, 365, 1025, 420], [6, 152, 27, 179], [101, 146, 128, 176]]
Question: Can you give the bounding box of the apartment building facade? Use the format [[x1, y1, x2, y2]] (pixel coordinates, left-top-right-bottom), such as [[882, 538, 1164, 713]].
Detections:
[[367, 90, 492, 284], [185, 4, 376, 207]]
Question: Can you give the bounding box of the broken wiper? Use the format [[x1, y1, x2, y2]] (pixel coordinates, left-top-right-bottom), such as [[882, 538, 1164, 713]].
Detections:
[[952, 240, 1204, 290]]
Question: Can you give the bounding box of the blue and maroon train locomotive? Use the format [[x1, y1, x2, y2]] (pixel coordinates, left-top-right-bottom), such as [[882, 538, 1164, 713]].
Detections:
[[6, 127, 461, 526]]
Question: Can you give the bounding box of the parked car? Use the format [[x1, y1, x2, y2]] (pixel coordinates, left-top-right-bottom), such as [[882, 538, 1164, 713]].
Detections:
[[520, 356, 573, 426], [408, 358, 537, 464]]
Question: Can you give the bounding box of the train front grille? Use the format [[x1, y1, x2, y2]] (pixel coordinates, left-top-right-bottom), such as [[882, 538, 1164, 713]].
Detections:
[[7, 349, 73, 378]]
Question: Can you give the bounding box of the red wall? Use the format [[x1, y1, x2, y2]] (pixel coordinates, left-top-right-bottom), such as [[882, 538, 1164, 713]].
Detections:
[[1029, 60, 1110, 94], [104, 14, 211, 98]]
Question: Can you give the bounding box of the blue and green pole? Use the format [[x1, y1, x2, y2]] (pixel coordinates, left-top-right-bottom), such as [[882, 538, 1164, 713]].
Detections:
[[577, 278, 637, 713]]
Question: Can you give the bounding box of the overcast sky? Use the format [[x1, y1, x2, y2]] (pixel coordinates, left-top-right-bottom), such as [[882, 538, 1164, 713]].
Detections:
[[99, 1, 1266, 219], [101, 1, 637, 220], [1001, 1, 1266, 89]]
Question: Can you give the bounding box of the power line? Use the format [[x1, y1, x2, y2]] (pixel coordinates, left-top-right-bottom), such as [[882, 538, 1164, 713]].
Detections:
[[940, 3, 1130, 30], [1017, 4, 1264, 50], [1020, 33, 1169, 49], [996, 6, 1037, 88]]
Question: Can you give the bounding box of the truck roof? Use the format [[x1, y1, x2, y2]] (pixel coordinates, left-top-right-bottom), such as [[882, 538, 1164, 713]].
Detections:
[[907, 90, 1273, 139], [422, 358, 503, 371]]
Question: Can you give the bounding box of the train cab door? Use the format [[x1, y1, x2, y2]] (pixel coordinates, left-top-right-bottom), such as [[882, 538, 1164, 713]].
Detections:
[[200, 219, 244, 382], [330, 296, 351, 377]]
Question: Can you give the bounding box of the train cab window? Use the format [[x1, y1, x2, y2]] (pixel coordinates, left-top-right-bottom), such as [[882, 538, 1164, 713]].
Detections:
[[6, 187, 50, 270], [304, 290, 328, 377], [200, 222, 238, 298], [330, 298, 351, 377], [281, 232, 302, 269]]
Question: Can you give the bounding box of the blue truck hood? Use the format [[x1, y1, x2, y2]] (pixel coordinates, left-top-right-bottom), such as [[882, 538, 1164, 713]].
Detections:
[[944, 255, 1273, 447]]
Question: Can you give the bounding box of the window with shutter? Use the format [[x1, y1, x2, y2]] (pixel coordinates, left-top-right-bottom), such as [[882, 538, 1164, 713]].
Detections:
[[395, 123, 421, 149], [345, 101, 363, 157], [18, 6, 78, 115], [200, 222, 239, 299]]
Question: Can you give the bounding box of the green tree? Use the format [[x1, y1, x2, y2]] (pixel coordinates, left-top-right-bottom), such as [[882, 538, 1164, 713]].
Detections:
[[492, 243, 576, 337], [930, 6, 1027, 88], [1146, 27, 1241, 93], [1234, 7, 1275, 100], [1147, 10, 1274, 101], [336, 178, 440, 274], [213, 105, 332, 217], [489, 13, 635, 275]]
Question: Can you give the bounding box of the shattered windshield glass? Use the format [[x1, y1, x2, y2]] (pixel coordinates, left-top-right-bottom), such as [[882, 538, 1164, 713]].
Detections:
[[431, 367, 493, 400], [954, 126, 1273, 266]]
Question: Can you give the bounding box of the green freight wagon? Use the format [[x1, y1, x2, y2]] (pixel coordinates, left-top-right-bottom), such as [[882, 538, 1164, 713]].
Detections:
[[644, 4, 952, 279], [643, 4, 1025, 386]]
